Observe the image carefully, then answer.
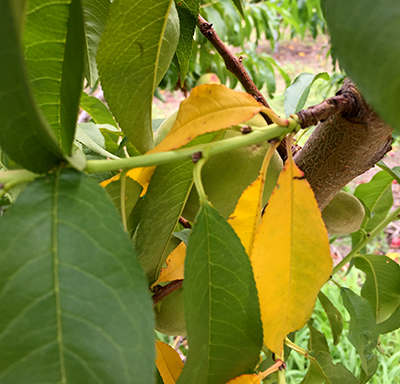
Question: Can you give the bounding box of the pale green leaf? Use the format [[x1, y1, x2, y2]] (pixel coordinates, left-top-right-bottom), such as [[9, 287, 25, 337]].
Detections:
[[97, 0, 179, 153], [322, 0, 400, 132], [0, 169, 154, 383], [82, 0, 111, 86], [177, 202, 263, 384], [24, 0, 85, 154], [80, 91, 118, 128], [284, 72, 329, 116]]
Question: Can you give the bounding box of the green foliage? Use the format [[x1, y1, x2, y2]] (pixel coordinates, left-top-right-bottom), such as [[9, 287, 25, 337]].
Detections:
[[322, 0, 400, 133], [179, 201, 262, 384], [0, 0, 399, 383]]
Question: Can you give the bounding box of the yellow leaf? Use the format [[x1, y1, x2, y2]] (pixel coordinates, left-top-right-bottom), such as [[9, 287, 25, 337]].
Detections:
[[100, 166, 155, 195], [150, 242, 186, 289], [250, 153, 332, 355], [155, 341, 184, 384], [225, 374, 262, 384], [228, 143, 279, 254], [149, 84, 273, 154]]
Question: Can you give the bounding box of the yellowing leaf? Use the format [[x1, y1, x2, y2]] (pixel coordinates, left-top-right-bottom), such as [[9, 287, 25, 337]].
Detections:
[[149, 84, 272, 154], [250, 155, 332, 355], [228, 143, 279, 254], [155, 341, 184, 384], [225, 374, 262, 384], [100, 166, 155, 195], [150, 242, 186, 289]]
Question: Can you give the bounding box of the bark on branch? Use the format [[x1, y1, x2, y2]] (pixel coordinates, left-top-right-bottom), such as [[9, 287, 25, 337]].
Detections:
[[294, 79, 393, 209]]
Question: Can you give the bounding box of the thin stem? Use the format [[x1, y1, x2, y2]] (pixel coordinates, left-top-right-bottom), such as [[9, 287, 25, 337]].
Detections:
[[332, 205, 400, 275], [152, 279, 183, 306], [85, 122, 297, 174], [197, 15, 272, 113], [193, 154, 209, 204], [284, 337, 330, 383], [120, 169, 128, 232]]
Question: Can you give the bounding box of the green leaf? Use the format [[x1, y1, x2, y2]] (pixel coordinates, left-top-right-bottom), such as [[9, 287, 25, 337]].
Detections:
[[230, 0, 245, 18], [307, 319, 329, 354], [355, 255, 400, 323], [82, 0, 111, 86], [80, 91, 118, 127], [314, 353, 359, 384], [105, 177, 143, 221], [136, 159, 194, 283], [0, 0, 64, 173], [377, 304, 400, 334], [76, 123, 121, 160], [377, 161, 400, 184], [355, 170, 394, 231], [321, 0, 400, 132], [284, 72, 329, 116], [98, 0, 179, 153], [177, 202, 263, 384], [341, 287, 378, 379], [318, 291, 343, 346], [0, 169, 155, 383], [300, 320, 358, 384], [173, 0, 200, 81], [24, 0, 85, 154], [136, 132, 217, 283]]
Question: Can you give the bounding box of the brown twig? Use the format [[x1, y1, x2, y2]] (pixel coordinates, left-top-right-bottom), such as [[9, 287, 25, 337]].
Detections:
[[179, 216, 192, 229], [197, 15, 272, 123], [295, 84, 366, 129], [152, 279, 183, 306]]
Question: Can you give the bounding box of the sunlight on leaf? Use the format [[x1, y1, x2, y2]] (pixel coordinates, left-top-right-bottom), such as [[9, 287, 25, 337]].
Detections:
[[250, 151, 332, 354], [151, 242, 186, 289], [225, 374, 262, 384], [156, 341, 184, 384]]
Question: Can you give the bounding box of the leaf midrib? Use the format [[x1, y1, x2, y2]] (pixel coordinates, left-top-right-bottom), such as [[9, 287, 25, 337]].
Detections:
[[52, 169, 67, 383]]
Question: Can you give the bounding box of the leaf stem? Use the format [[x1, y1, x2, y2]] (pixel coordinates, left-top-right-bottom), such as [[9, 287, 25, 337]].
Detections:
[[332, 205, 400, 275], [284, 337, 330, 383], [120, 169, 128, 232], [85, 121, 297, 174]]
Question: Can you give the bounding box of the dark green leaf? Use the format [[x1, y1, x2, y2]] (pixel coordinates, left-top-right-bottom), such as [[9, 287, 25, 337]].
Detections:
[[318, 291, 343, 345], [174, 0, 200, 81], [230, 0, 245, 18], [136, 132, 217, 283], [301, 321, 359, 384], [341, 288, 378, 379], [0, 169, 154, 383], [82, 0, 111, 86], [322, 0, 400, 132], [377, 304, 400, 334], [314, 352, 359, 384], [98, 0, 179, 153], [355, 255, 400, 323], [136, 159, 194, 283], [24, 0, 85, 154], [284, 72, 329, 116], [177, 202, 263, 384], [0, 0, 64, 173], [80, 91, 118, 127]]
